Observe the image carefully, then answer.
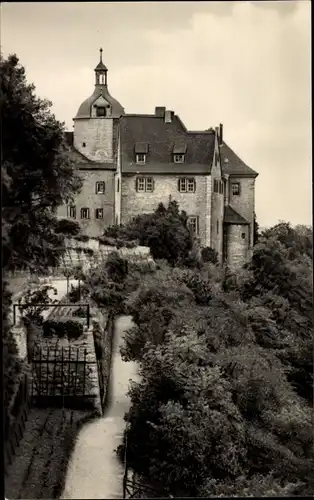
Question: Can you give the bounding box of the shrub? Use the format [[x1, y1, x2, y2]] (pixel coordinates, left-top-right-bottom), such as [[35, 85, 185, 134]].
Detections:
[[54, 218, 81, 236], [65, 320, 84, 340], [105, 252, 129, 282], [68, 285, 81, 303], [98, 235, 118, 247], [43, 320, 84, 339], [83, 248, 94, 256], [74, 234, 90, 243], [201, 246, 218, 264], [72, 306, 87, 318]]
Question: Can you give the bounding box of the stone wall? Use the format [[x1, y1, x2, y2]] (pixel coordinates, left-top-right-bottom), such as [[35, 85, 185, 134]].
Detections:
[[57, 169, 115, 237], [228, 176, 256, 248], [210, 144, 224, 260], [121, 174, 209, 246], [226, 224, 250, 269], [74, 118, 114, 163]]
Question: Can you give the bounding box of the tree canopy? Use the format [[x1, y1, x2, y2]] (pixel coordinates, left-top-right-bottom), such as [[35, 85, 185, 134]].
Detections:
[[2, 53, 82, 426], [114, 220, 313, 497], [1, 53, 82, 273], [103, 201, 194, 266]]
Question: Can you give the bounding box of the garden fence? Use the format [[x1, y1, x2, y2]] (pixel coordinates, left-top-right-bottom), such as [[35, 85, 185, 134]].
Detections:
[[31, 344, 97, 409]]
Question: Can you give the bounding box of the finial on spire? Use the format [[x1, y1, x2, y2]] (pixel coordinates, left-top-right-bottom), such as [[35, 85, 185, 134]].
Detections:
[[99, 47, 103, 62]]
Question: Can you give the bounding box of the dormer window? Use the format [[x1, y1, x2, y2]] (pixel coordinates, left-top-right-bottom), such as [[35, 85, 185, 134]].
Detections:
[[135, 142, 148, 163], [174, 154, 185, 163], [136, 153, 146, 164], [173, 141, 187, 163], [96, 106, 106, 117]]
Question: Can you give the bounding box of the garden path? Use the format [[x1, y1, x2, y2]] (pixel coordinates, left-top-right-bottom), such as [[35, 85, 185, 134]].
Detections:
[[61, 315, 138, 499]]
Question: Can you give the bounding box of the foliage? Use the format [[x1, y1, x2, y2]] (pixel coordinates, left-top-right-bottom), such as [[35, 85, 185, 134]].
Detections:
[[43, 320, 84, 339], [73, 234, 90, 243], [105, 252, 129, 282], [253, 211, 260, 245], [201, 246, 218, 264], [19, 285, 57, 323], [103, 201, 193, 266], [1, 54, 82, 273], [118, 221, 313, 496], [72, 306, 87, 318], [54, 218, 80, 236], [80, 253, 131, 315], [68, 285, 81, 303], [98, 235, 138, 248], [2, 282, 22, 423]]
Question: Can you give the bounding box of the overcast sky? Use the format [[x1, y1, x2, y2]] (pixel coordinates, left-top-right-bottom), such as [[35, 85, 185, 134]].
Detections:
[[2, 1, 311, 228]]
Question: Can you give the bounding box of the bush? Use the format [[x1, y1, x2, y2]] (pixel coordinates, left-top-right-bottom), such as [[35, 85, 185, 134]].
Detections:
[[68, 285, 81, 303], [83, 248, 94, 256], [103, 201, 193, 266], [201, 246, 218, 264], [54, 218, 81, 236], [105, 252, 129, 282], [74, 234, 90, 243], [72, 306, 87, 318], [43, 320, 84, 340]]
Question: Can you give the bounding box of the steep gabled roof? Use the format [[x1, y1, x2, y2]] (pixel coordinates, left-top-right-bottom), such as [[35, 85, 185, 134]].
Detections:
[[220, 142, 258, 177], [224, 205, 249, 225], [119, 114, 215, 174]]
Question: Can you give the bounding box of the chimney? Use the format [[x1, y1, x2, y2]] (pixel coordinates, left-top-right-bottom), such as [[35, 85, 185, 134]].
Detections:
[[219, 123, 223, 145], [155, 106, 166, 118], [164, 109, 173, 123]]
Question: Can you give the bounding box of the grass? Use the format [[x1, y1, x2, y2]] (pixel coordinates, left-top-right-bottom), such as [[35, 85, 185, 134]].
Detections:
[[5, 407, 100, 499]]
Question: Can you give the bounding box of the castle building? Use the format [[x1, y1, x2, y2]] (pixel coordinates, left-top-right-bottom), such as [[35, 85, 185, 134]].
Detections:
[[59, 50, 258, 268]]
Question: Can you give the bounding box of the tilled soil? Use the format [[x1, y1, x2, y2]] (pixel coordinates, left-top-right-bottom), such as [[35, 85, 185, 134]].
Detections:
[[5, 408, 98, 499]]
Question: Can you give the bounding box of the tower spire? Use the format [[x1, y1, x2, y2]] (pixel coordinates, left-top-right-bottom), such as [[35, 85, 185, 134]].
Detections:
[[94, 48, 108, 86]]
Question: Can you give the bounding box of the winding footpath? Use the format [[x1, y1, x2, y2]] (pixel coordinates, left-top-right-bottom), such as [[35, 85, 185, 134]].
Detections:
[[61, 315, 138, 499]]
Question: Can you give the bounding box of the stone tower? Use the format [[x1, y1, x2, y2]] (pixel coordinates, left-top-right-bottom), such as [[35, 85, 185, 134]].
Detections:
[[73, 48, 125, 163]]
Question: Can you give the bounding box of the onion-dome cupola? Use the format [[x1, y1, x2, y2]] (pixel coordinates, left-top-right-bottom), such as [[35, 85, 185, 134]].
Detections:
[[95, 48, 108, 86], [75, 48, 125, 119]]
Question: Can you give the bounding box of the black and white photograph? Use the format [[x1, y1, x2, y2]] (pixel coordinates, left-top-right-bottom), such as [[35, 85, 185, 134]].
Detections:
[[1, 1, 312, 498]]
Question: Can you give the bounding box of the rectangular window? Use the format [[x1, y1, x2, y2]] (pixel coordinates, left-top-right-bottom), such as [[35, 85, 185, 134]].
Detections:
[[136, 153, 146, 164], [95, 208, 104, 219], [178, 177, 195, 193], [96, 181, 105, 194], [136, 177, 154, 192], [215, 151, 219, 166], [231, 182, 240, 195], [68, 205, 76, 218], [117, 178, 120, 192], [145, 178, 154, 192], [80, 207, 90, 219], [174, 154, 185, 163], [188, 216, 199, 235], [217, 220, 219, 234], [96, 107, 106, 117]]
